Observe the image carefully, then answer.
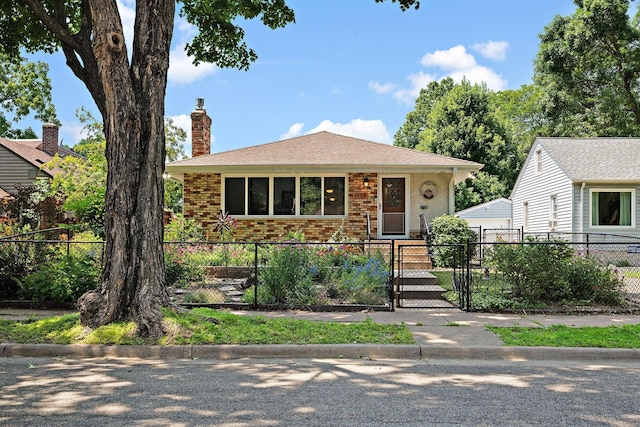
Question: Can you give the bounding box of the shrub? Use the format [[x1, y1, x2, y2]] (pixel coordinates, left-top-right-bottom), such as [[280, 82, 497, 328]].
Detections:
[[164, 214, 205, 242], [17, 255, 100, 304], [430, 215, 476, 267], [164, 245, 206, 288], [337, 253, 389, 305], [489, 239, 624, 305], [256, 244, 320, 307]]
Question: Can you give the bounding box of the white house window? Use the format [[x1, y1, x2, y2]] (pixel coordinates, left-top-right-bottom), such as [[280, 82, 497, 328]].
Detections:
[[523, 202, 529, 232], [535, 149, 542, 175], [549, 195, 558, 230], [224, 176, 346, 217], [591, 189, 634, 227]]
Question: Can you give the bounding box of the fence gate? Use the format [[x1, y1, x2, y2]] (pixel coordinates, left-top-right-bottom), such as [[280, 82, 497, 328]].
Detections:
[[394, 243, 468, 310]]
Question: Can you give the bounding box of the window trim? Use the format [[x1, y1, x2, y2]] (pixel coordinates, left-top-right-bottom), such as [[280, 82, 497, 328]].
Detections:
[[534, 148, 542, 175], [222, 174, 348, 218], [589, 188, 636, 229], [549, 194, 558, 230]]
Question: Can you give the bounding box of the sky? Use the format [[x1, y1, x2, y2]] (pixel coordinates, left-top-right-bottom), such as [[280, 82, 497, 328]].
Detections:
[[19, 0, 578, 156]]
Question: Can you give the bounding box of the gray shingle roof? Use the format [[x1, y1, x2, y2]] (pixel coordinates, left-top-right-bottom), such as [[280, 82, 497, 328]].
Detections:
[[537, 138, 640, 181], [168, 131, 482, 170]]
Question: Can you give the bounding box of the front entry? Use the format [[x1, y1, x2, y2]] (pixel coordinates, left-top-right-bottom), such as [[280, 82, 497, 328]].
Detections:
[[379, 177, 407, 238]]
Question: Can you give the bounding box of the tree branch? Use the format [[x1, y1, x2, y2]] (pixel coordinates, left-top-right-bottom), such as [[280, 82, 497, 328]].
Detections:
[[20, 0, 82, 52]]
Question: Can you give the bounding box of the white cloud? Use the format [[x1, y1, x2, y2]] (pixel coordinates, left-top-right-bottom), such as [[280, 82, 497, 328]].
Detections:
[[393, 71, 437, 105], [285, 119, 391, 144], [168, 43, 218, 85], [117, 0, 135, 55], [449, 66, 508, 91], [472, 41, 509, 61], [421, 45, 477, 71], [372, 43, 508, 104], [60, 123, 88, 147], [280, 123, 305, 140], [368, 81, 398, 95]]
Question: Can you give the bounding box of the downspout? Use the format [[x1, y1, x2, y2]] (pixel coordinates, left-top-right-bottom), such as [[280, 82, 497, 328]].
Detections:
[[579, 182, 586, 237], [449, 168, 457, 214]]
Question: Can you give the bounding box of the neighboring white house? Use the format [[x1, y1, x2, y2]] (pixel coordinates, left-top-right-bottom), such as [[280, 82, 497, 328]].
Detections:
[[455, 197, 512, 229], [510, 138, 640, 239]]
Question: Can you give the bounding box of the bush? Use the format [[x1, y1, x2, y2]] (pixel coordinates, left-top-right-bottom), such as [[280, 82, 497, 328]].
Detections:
[[489, 239, 624, 305], [256, 244, 320, 307], [164, 214, 205, 241], [430, 215, 476, 267], [17, 255, 100, 304], [337, 253, 389, 305], [164, 245, 206, 288]]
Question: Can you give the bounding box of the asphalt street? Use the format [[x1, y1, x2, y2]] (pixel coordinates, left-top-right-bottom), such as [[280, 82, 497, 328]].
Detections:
[[1, 356, 639, 426]]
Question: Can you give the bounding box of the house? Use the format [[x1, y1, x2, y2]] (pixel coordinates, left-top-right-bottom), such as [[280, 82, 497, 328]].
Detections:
[[0, 123, 77, 197], [165, 101, 483, 241], [455, 197, 512, 229], [510, 137, 640, 238]]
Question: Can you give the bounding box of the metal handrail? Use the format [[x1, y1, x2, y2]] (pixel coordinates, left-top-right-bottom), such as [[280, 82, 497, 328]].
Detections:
[[419, 213, 430, 245], [366, 212, 371, 242]]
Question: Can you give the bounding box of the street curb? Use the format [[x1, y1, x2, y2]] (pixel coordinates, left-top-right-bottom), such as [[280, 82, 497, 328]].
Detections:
[[2, 343, 640, 361], [0, 343, 421, 360], [421, 346, 640, 361]]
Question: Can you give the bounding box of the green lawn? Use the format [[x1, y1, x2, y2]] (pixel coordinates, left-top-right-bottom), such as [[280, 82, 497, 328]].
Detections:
[[0, 308, 415, 346], [489, 324, 640, 348]]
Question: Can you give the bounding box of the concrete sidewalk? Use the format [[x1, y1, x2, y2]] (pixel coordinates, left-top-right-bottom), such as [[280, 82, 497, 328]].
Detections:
[[2, 307, 640, 361]]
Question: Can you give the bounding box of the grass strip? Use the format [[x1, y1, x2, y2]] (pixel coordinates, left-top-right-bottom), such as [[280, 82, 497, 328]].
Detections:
[[489, 324, 640, 348], [0, 308, 415, 346]]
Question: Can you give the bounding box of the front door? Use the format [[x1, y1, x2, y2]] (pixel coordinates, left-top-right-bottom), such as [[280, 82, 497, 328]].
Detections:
[[379, 177, 407, 238]]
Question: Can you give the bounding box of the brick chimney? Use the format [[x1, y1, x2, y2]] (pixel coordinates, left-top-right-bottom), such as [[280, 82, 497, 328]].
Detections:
[[191, 98, 211, 157], [42, 123, 59, 156]]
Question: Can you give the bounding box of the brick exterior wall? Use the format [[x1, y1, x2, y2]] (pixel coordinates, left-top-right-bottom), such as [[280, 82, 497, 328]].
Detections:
[[183, 172, 378, 241]]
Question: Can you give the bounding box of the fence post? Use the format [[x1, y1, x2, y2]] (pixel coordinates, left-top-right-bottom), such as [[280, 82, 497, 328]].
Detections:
[[389, 240, 395, 311], [253, 243, 258, 309], [466, 239, 471, 312]]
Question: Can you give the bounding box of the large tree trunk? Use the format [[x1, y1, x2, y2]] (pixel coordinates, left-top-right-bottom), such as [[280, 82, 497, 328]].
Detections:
[[76, 0, 175, 338]]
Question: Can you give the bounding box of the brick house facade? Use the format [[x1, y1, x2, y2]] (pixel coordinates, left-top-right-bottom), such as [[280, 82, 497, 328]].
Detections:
[[167, 101, 482, 242]]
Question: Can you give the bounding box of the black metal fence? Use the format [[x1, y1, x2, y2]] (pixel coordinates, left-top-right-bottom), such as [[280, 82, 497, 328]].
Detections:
[[0, 239, 397, 311], [468, 240, 640, 311], [2, 233, 639, 313]]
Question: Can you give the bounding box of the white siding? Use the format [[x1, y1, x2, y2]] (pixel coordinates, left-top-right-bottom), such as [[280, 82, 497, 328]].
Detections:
[[511, 142, 573, 233], [0, 145, 42, 193]]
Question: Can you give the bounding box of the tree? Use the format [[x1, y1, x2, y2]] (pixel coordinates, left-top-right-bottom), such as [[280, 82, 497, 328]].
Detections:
[[534, 0, 640, 137], [393, 78, 455, 149], [0, 53, 57, 138], [1, 0, 420, 337], [415, 80, 519, 210], [47, 110, 107, 234]]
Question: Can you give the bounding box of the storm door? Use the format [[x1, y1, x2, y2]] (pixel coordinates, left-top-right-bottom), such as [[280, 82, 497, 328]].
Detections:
[[380, 177, 407, 237]]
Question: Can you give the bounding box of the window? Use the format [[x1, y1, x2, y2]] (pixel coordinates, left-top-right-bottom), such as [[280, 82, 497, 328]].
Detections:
[[225, 177, 245, 215], [591, 189, 634, 227], [535, 149, 542, 175], [523, 202, 529, 232], [549, 195, 558, 230], [224, 176, 346, 216]]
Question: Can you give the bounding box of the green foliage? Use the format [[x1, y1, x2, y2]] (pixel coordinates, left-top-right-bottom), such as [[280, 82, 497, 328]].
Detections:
[[257, 244, 320, 307], [164, 245, 206, 288], [1, 180, 63, 230], [164, 214, 205, 242], [410, 80, 520, 210], [534, 0, 640, 137], [430, 215, 476, 267], [337, 252, 389, 305], [0, 53, 57, 137], [489, 239, 624, 304], [17, 254, 100, 304]]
